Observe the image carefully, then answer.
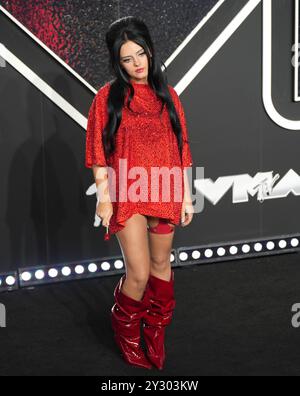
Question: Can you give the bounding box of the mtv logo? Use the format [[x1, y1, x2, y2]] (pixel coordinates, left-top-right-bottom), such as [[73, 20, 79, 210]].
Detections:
[[0, 303, 6, 327]]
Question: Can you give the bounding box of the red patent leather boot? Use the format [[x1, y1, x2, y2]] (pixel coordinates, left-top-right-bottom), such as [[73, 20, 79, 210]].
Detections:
[[111, 275, 153, 369], [142, 270, 176, 370]]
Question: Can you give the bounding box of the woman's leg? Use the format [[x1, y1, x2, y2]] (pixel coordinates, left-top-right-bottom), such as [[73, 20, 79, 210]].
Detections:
[[112, 213, 153, 369], [143, 216, 176, 370], [147, 216, 175, 281], [115, 213, 151, 301]]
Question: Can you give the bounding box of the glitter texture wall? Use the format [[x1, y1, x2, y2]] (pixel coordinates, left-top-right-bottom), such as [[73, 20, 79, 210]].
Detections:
[[1, 0, 219, 89]]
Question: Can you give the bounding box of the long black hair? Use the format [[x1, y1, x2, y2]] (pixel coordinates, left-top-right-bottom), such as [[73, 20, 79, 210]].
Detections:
[[103, 16, 184, 163]]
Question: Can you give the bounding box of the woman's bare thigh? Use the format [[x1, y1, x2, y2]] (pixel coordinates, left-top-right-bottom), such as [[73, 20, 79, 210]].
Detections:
[[146, 216, 175, 267], [115, 213, 151, 283]]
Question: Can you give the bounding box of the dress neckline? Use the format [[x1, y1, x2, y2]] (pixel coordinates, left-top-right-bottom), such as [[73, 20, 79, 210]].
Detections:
[[130, 80, 150, 88]]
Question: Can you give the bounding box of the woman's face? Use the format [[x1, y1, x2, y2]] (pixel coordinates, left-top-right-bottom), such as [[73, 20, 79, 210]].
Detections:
[[120, 40, 150, 84]]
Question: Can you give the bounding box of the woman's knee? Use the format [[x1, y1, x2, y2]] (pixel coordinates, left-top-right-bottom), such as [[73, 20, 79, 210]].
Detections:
[[125, 272, 149, 291], [150, 255, 170, 271]]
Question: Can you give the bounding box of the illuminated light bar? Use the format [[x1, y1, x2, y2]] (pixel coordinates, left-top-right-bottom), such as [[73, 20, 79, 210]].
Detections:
[[18, 255, 123, 287], [0, 272, 18, 292], [177, 235, 300, 266], [18, 249, 177, 288], [4, 232, 300, 292]]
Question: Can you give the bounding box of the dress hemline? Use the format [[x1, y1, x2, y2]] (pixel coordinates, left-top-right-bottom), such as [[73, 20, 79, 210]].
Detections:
[[108, 208, 180, 235]]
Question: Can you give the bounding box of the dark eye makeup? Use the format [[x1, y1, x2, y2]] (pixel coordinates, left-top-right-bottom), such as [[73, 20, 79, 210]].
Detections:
[[122, 51, 146, 62]]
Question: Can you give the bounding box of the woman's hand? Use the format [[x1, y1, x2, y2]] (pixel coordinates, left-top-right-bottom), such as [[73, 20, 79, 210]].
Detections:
[[93, 166, 113, 227], [96, 201, 113, 228], [181, 168, 194, 227], [181, 195, 194, 227]]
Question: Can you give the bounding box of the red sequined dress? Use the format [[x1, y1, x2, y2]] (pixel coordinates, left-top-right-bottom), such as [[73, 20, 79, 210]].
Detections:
[[85, 80, 193, 235]]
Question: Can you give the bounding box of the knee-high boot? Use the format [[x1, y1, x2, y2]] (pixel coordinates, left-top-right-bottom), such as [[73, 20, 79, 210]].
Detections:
[[111, 275, 153, 369], [142, 270, 176, 370]]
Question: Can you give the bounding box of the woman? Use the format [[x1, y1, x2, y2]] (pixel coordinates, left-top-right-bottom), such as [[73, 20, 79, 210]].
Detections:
[[85, 16, 194, 370]]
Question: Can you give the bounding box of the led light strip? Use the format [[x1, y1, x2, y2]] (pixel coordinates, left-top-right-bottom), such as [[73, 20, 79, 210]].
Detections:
[[0, 234, 299, 292], [17, 251, 177, 288], [18, 255, 125, 287], [0, 272, 18, 292], [177, 235, 300, 266]]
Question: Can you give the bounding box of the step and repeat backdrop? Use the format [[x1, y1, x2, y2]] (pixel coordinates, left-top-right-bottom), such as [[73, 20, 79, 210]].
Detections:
[[0, 0, 300, 275]]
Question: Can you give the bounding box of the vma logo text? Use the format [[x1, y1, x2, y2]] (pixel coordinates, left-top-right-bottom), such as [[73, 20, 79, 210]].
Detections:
[[0, 303, 6, 328]]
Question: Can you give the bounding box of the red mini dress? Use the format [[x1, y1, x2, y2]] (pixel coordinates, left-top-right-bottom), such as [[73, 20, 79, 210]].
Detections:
[[85, 80, 193, 235]]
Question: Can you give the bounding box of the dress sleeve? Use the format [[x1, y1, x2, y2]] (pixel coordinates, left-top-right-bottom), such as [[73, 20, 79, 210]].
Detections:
[[168, 85, 193, 168], [85, 87, 108, 168]]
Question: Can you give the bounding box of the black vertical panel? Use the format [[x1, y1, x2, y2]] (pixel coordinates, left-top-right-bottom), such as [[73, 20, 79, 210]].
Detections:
[[273, 0, 299, 115], [0, 62, 47, 271]]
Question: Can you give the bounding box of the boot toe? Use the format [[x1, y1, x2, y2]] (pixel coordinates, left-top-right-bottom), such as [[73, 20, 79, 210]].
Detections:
[[147, 353, 164, 370]]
